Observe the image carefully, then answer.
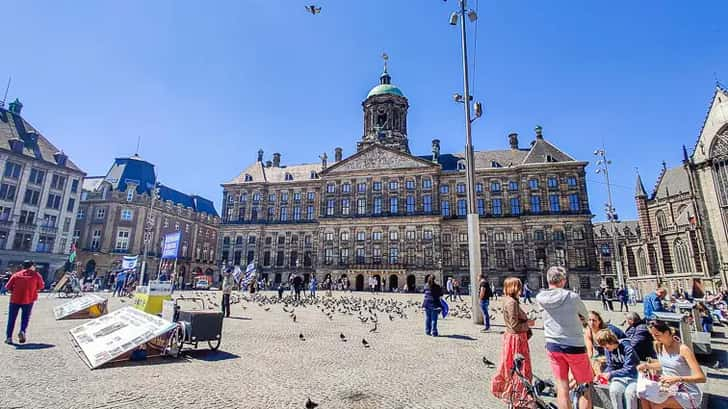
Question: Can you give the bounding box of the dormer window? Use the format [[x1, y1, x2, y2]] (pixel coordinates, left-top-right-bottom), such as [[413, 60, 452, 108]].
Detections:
[[310, 171, 318, 179], [491, 161, 502, 168], [457, 160, 466, 171], [126, 189, 134, 202], [546, 155, 557, 163], [244, 174, 253, 182], [285, 173, 293, 181]]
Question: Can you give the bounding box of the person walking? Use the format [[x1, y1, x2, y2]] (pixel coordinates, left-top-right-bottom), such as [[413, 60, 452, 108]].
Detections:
[[422, 275, 443, 337], [4, 260, 45, 345], [479, 273, 493, 332], [595, 329, 640, 409], [643, 287, 667, 319], [536, 266, 593, 409], [309, 276, 318, 298], [221, 270, 233, 318], [490, 277, 536, 406], [0, 270, 11, 295], [453, 278, 464, 301], [617, 287, 629, 312], [491, 282, 498, 301], [446, 277, 454, 301], [628, 286, 637, 305], [637, 320, 705, 409], [599, 286, 609, 311], [522, 281, 533, 304]]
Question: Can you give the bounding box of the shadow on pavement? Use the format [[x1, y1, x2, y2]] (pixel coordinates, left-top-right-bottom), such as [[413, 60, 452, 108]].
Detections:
[[225, 316, 252, 321], [183, 350, 240, 362], [441, 334, 477, 341], [14, 343, 55, 350]]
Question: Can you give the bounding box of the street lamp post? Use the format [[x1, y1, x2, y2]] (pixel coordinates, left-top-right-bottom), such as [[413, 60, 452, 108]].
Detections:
[[594, 149, 625, 290], [450, 0, 484, 324], [140, 184, 160, 286]]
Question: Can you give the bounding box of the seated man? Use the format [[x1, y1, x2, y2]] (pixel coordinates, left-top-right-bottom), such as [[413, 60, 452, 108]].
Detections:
[[623, 312, 655, 361], [596, 329, 639, 409]]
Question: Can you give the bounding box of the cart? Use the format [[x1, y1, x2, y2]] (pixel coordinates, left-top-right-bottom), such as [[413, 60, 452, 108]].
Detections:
[[167, 297, 223, 357]]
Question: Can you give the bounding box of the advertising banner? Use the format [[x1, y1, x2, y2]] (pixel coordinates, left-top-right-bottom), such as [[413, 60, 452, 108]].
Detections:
[[161, 232, 181, 260], [54, 294, 108, 320], [70, 307, 177, 369]]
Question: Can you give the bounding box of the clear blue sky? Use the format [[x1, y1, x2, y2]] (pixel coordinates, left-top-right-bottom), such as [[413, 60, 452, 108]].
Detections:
[[4, 1, 727, 221]]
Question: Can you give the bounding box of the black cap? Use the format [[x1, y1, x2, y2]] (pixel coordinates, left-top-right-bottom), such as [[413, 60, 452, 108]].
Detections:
[[22, 260, 34, 269]]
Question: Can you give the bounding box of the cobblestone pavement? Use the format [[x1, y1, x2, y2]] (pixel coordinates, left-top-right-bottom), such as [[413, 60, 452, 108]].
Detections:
[[0, 291, 726, 409]]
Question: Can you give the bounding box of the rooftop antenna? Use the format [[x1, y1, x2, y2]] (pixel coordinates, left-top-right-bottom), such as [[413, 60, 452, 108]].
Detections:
[[135, 136, 141, 156], [0, 76, 10, 109]]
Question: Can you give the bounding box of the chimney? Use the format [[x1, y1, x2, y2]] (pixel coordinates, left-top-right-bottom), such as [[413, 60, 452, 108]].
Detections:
[[508, 133, 519, 150], [334, 147, 342, 162], [53, 151, 68, 167], [257, 149, 264, 162], [535, 125, 544, 140], [8, 98, 22, 115], [265, 160, 272, 168], [431, 139, 440, 163], [272, 152, 281, 167]]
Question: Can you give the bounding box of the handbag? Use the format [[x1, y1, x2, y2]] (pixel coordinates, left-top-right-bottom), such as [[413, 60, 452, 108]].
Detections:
[[636, 372, 674, 404]]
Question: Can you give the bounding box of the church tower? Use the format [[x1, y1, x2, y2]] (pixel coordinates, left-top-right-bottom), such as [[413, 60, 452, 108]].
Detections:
[[358, 54, 410, 153]]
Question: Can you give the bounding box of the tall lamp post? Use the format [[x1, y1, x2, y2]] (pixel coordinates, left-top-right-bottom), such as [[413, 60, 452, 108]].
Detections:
[[449, 0, 485, 324], [140, 184, 160, 285], [594, 148, 624, 290]]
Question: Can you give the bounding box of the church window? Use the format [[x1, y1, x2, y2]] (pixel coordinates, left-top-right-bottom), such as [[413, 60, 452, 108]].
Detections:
[[637, 249, 648, 276], [673, 239, 691, 273], [656, 210, 668, 231]]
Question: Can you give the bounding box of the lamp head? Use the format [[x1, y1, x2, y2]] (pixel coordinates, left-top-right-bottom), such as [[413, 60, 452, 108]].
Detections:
[[467, 10, 478, 22], [453, 93, 464, 103], [449, 12, 459, 26], [474, 101, 483, 118]]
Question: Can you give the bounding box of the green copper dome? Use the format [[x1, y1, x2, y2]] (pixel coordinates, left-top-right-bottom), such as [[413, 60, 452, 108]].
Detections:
[[367, 83, 405, 98]]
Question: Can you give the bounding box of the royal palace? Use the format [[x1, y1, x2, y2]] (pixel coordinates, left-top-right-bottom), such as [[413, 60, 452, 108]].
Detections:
[[219, 65, 600, 293]]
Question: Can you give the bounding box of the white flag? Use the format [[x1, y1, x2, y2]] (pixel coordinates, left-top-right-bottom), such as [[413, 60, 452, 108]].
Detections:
[[232, 266, 242, 283], [121, 255, 138, 270]]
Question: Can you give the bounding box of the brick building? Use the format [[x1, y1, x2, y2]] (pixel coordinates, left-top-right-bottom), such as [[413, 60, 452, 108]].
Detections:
[[75, 155, 220, 284]]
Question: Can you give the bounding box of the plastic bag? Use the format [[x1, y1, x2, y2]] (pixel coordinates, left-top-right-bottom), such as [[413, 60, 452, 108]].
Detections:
[[636, 372, 673, 404]]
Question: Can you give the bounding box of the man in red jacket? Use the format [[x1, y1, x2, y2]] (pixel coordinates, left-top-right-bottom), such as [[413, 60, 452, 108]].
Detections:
[[5, 260, 44, 344]]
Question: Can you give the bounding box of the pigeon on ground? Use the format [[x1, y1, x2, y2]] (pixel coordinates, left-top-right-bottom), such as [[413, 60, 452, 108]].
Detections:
[[482, 356, 495, 368], [299, 333, 305, 341], [340, 333, 347, 341], [304, 5, 321, 15], [305, 397, 319, 408], [369, 322, 378, 333], [362, 338, 370, 348]]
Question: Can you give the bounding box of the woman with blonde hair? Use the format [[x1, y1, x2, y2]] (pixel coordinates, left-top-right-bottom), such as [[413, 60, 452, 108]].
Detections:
[[491, 277, 536, 407]]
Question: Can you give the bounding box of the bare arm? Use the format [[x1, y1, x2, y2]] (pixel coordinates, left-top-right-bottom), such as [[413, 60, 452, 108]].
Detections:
[[679, 344, 706, 384], [584, 330, 595, 358]]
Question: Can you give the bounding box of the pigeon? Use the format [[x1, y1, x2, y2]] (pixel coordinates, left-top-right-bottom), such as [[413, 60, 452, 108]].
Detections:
[[292, 314, 297, 323], [305, 397, 319, 409], [712, 360, 721, 369], [369, 322, 378, 333], [264, 307, 270, 312], [362, 338, 370, 348], [304, 5, 321, 15], [482, 356, 495, 368], [299, 333, 305, 341], [340, 333, 347, 341]]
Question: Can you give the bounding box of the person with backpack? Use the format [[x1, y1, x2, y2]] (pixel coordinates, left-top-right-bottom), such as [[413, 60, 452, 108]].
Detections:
[[479, 273, 492, 332]]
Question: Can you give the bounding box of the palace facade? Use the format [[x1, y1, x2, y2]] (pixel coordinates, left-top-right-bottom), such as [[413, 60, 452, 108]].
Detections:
[[219, 65, 600, 293]]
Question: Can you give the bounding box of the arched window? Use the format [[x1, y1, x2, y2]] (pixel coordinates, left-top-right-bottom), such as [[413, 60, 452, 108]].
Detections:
[[637, 249, 648, 276], [656, 210, 668, 231], [673, 238, 691, 273], [710, 128, 728, 205], [244, 174, 253, 182], [285, 173, 293, 181]]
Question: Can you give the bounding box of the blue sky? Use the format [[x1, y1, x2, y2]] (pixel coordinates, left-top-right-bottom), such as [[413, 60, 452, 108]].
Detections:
[[3, 0, 727, 220]]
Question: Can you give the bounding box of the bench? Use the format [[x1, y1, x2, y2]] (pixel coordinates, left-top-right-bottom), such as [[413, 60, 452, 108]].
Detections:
[[592, 383, 716, 409]]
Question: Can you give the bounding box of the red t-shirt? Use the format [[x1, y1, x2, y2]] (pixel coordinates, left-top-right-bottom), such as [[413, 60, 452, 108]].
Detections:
[[6, 269, 45, 304]]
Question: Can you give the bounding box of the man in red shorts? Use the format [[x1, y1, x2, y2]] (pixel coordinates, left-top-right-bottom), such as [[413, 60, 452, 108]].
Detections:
[[536, 266, 592, 409]]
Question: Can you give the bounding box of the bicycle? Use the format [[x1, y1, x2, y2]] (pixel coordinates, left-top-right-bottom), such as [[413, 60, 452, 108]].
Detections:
[[509, 354, 558, 409]]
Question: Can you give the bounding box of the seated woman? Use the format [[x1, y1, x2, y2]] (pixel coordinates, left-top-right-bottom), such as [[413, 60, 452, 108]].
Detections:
[[585, 310, 627, 375], [595, 329, 639, 409], [637, 320, 706, 409]]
